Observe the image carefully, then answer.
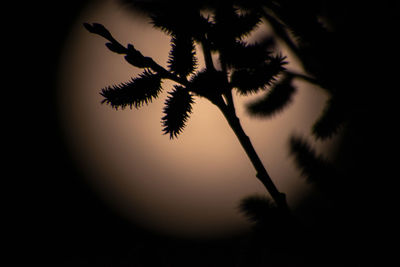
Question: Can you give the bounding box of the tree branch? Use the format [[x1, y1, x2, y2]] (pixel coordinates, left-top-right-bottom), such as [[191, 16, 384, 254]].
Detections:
[[284, 70, 320, 86], [217, 102, 289, 211], [84, 22, 188, 86]]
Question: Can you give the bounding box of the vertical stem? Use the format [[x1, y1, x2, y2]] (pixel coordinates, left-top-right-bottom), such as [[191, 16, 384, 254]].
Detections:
[[200, 37, 215, 71], [219, 104, 289, 211], [199, 32, 288, 211]]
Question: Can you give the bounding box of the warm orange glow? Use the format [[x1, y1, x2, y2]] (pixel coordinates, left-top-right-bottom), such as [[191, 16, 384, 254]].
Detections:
[[57, 0, 339, 238]]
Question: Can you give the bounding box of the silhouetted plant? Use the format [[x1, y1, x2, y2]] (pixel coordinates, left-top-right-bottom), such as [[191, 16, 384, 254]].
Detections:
[[239, 195, 276, 224], [242, 0, 354, 140], [81, 1, 395, 264], [246, 74, 296, 117], [289, 135, 338, 190], [84, 1, 296, 211], [84, 0, 355, 223]]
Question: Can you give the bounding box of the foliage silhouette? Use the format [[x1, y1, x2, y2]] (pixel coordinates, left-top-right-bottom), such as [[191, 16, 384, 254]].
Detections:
[[100, 70, 162, 109], [246, 74, 296, 117], [230, 1, 398, 265], [167, 34, 197, 78], [289, 135, 338, 190], [239, 194, 276, 224], [84, 1, 293, 211], [230, 54, 287, 95], [250, 0, 362, 141], [162, 86, 194, 138], [84, 1, 396, 264], [238, 195, 289, 245]]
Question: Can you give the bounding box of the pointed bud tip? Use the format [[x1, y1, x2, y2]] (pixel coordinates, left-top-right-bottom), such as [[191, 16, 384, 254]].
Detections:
[[83, 22, 112, 40], [83, 22, 93, 32]]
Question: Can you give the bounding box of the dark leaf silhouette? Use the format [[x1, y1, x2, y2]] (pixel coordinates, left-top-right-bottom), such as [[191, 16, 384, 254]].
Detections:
[[289, 135, 337, 187], [231, 54, 287, 95], [149, 5, 210, 40], [150, 12, 182, 36], [246, 75, 296, 117], [234, 11, 262, 39], [238, 193, 293, 241], [239, 194, 276, 224], [168, 34, 197, 78], [276, 1, 328, 46], [220, 38, 275, 70], [189, 69, 228, 100], [162, 86, 194, 139], [312, 98, 346, 140], [100, 70, 162, 109], [210, 4, 261, 49]]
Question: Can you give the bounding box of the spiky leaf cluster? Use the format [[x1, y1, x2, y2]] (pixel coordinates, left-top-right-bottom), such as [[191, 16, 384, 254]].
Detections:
[[189, 69, 228, 100], [149, 3, 211, 41], [231, 54, 287, 95], [100, 70, 162, 110], [206, 3, 287, 97], [312, 98, 346, 140], [86, 1, 290, 139], [168, 34, 197, 78], [247, 75, 296, 117], [220, 38, 274, 69], [209, 4, 262, 52], [162, 86, 194, 139], [239, 195, 276, 224], [289, 135, 337, 187]]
